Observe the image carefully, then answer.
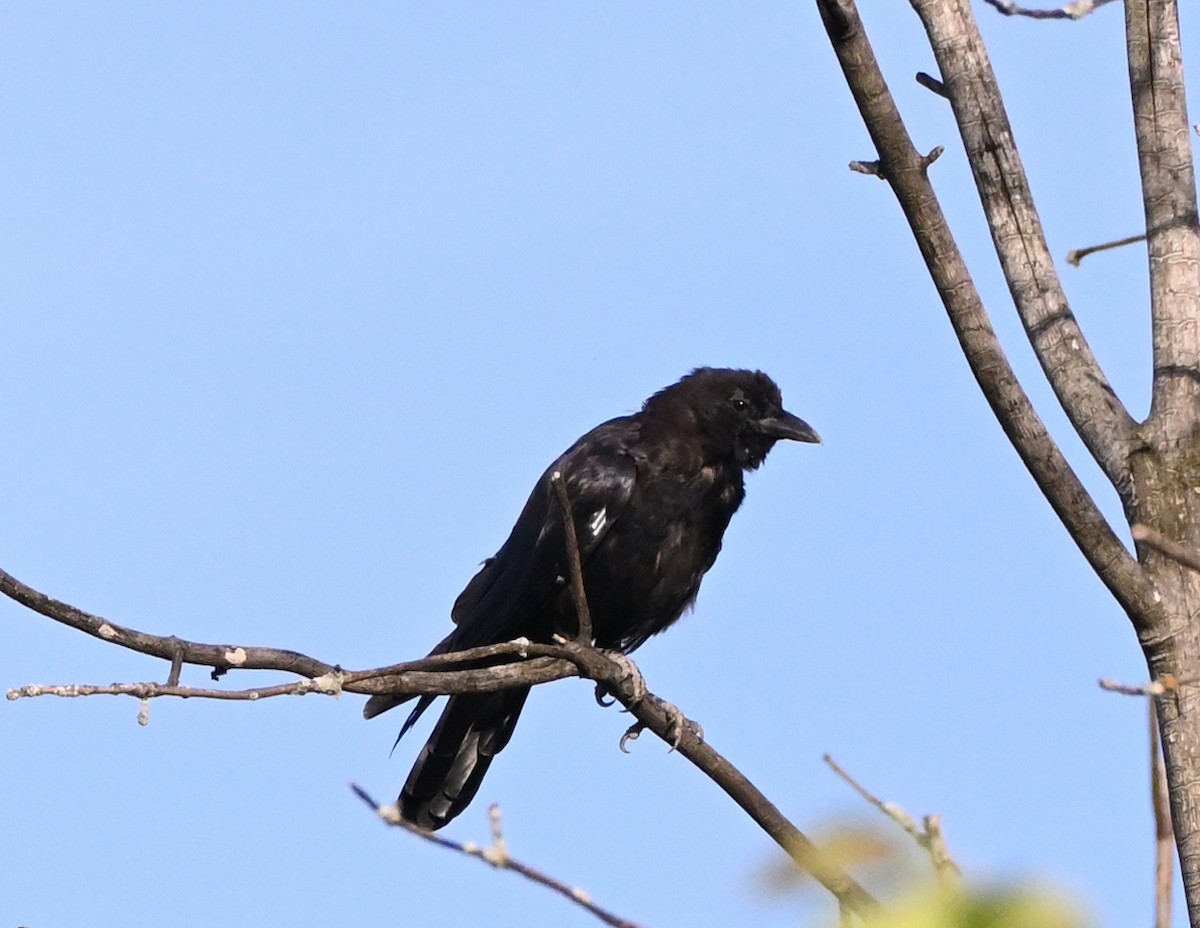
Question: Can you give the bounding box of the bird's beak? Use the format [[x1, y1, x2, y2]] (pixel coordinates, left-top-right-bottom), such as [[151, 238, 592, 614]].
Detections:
[[756, 410, 821, 444]]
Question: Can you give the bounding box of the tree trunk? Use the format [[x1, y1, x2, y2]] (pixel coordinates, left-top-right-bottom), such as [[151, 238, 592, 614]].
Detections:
[[820, 0, 1200, 920], [1133, 439, 1200, 915]]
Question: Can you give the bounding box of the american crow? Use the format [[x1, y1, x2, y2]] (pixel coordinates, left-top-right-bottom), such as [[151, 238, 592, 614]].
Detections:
[[364, 367, 819, 829]]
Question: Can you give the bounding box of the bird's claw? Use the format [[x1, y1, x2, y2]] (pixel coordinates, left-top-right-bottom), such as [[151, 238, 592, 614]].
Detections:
[[594, 683, 615, 708], [659, 699, 701, 752], [619, 721, 645, 753], [616, 701, 702, 754]]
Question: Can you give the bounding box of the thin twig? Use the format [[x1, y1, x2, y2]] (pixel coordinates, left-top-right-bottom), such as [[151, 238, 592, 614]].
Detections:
[[350, 785, 645, 928], [1132, 524, 1200, 575], [1, 563, 589, 701], [165, 637, 184, 686], [550, 472, 593, 642], [1066, 233, 1147, 267], [915, 71, 948, 98], [921, 814, 956, 883], [982, 0, 1118, 19], [1098, 674, 1198, 697], [7, 657, 580, 705], [1, 565, 341, 679], [823, 754, 960, 883], [1151, 702, 1174, 928]]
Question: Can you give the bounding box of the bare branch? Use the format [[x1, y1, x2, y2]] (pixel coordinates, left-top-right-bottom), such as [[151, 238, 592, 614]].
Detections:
[[547, 482, 878, 917], [915, 71, 948, 98], [912, 0, 1138, 497], [1098, 674, 1194, 697], [1151, 702, 1174, 928], [921, 814, 955, 884], [9, 678, 343, 703], [1066, 233, 1147, 267], [849, 159, 883, 177], [1, 566, 594, 698], [816, 0, 1162, 632], [1132, 523, 1200, 574], [5, 562, 875, 915], [823, 754, 960, 883], [1125, 0, 1200, 429], [550, 471, 593, 643], [1, 565, 339, 679], [617, 699, 869, 899], [351, 787, 646, 928], [982, 0, 1118, 19], [7, 658, 580, 705]]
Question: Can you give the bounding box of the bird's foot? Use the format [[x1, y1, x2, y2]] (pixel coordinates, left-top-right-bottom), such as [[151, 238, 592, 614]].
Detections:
[[600, 650, 647, 705], [657, 698, 702, 752], [617, 698, 703, 754]]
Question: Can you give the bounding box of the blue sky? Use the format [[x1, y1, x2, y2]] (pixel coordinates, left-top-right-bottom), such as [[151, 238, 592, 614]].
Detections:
[[2, 4, 1191, 926]]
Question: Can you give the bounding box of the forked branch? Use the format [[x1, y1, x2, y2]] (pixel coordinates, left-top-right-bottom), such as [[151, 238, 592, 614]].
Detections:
[[816, 0, 1161, 631], [912, 0, 1137, 497]]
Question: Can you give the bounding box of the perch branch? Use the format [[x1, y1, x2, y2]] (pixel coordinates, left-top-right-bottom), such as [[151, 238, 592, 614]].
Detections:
[[5, 562, 875, 916], [546, 481, 878, 917], [1, 565, 591, 698], [816, 0, 1162, 632], [351, 788, 645, 928], [8, 657, 580, 705]]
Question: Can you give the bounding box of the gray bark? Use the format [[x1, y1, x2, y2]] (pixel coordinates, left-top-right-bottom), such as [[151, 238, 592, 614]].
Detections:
[[820, 0, 1200, 920]]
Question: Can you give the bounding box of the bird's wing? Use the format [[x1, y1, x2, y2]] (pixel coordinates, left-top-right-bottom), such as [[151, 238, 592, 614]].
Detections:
[[447, 416, 639, 649], [363, 416, 638, 726]]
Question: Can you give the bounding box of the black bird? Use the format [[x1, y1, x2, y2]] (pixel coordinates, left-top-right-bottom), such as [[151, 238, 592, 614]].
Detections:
[[364, 367, 819, 830]]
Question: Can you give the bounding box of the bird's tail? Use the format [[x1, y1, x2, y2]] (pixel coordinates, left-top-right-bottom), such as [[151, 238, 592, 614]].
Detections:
[[399, 687, 530, 830]]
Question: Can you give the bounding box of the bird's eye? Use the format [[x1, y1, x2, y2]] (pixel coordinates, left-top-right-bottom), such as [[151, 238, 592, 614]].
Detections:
[[730, 396, 750, 412]]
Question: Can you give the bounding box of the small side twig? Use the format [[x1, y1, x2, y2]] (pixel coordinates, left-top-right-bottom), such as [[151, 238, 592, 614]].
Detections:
[[165, 637, 185, 686], [915, 71, 948, 98], [350, 786, 644, 928], [849, 159, 884, 178], [1132, 523, 1200, 574], [550, 472, 593, 643], [1066, 233, 1148, 267], [1098, 674, 1199, 720], [1150, 702, 1174, 928], [823, 754, 960, 883], [982, 0, 1118, 19]]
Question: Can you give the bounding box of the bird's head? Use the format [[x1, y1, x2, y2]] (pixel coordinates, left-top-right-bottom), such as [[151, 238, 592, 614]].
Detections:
[[645, 368, 820, 469]]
